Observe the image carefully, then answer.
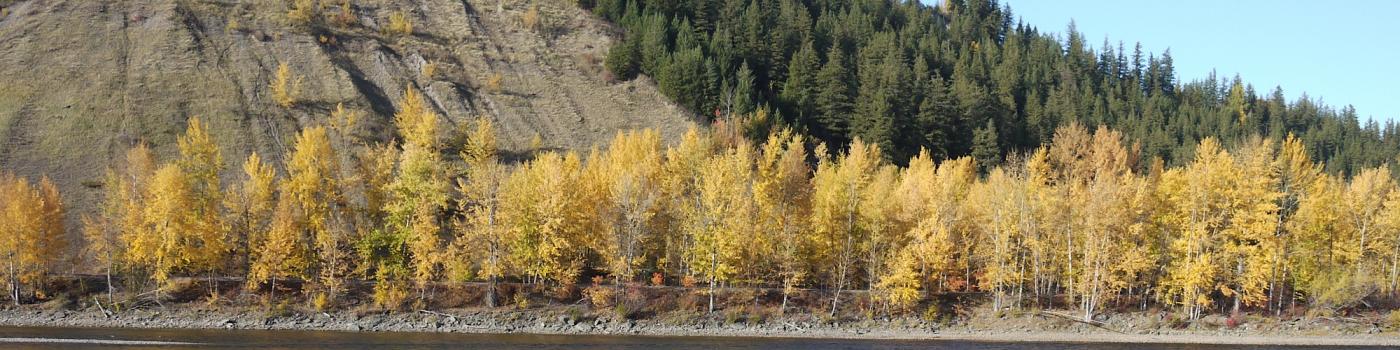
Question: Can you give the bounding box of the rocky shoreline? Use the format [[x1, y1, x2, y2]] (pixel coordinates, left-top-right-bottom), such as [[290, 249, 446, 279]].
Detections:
[[1, 305, 1398, 346]]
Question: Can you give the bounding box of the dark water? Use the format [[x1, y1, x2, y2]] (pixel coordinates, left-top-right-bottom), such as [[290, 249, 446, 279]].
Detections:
[[0, 326, 1384, 349]]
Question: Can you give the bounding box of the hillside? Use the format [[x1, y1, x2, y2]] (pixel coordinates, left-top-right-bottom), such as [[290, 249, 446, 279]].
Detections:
[[0, 0, 694, 218]]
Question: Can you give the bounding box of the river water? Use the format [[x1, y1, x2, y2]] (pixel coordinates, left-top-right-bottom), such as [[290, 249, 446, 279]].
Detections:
[[0, 326, 1385, 349]]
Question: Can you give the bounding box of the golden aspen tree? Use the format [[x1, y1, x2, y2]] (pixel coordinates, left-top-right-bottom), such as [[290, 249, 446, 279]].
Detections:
[[501, 152, 569, 285], [809, 138, 881, 315], [1380, 183, 1400, 295], [1220, 138, 1281, 313], [0, 174, 65, 304], [138, 165, 193, 290], [284, 126, 351, 303], [97, 144, 155, 301], [1272, 134, 1319, 311], [1288, 174, 1345, 307], [85, 169, 129, 306], [594, 130, 664, 287], [227, 152, 277, 273], [861, 165, 902, 312], [386, 88, 451, 300], [658, 127, 713, 280], [1072, 127, 1140, 321], [117, 144, 156, 246], [0, 173, 33, 304], [754, 130, 811, 313], [553, 150, 596, 284], [879, 150, 938, 312], [920, 156, 976, 293], [33, 177, 66, 285], [683, 142, 754, 313], [359, 143, 400, 221], [1021, 147, 1060, 306], [1111, 172, 1159, 312], [81, 213, 119, 305], [1158, 138, 1235, 320], [247, 195, 310, 301], [968, 168, 1024, 312], [176, 117, 228, 296], [455, 117, 511, 307], [1331, 166, 1395, 305]]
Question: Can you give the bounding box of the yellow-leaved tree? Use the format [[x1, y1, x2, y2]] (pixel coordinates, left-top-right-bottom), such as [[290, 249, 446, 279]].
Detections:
[[685, 142, 753, 313], [176, 117, 228, 298], [136, 165, 192, 292], [454, 117, 510, 307], [227, 152, 277, 275], [283, 126, 352, 304], [809, 138, 881, 315], [1220, 138, 1281, 313], [502, 152, 570, 286], [247, 194, 310, 300], [386, 88, 451, 302], [594, 130, 663, 288], [1158, 138, 1234, 320], [0, 174, 67, 304], [753, 130, 811, 313], [658, 127, 712, 281]]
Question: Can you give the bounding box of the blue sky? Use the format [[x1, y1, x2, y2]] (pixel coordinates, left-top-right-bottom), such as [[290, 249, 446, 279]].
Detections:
[[973, 0, 1400, 123]]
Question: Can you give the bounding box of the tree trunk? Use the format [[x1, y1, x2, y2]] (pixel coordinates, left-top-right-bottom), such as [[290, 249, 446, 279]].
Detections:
[[487, 276, 498, 308], [106, 266, 115, 307], [9, 260, 18, 306]]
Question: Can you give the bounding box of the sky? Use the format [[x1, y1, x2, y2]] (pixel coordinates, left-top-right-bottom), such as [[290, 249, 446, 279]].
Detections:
[[975, 0, 1400, 123]]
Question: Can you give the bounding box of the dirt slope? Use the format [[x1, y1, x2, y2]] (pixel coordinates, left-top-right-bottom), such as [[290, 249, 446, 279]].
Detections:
[[0, 0, 694, 223]]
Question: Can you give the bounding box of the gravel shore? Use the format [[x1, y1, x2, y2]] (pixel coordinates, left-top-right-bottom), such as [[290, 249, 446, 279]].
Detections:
[[0, 306, 1397, 346]]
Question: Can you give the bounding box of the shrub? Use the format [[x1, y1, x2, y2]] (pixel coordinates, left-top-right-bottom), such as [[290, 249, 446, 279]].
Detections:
[[514, 291, 531, 309], [584, 276, 614, 308], [385, 11, 413, 36], [311, 292, 330, 312], [521, 4, 541, 31], [270, 62, 301, 108], [485, 72, 503, 93], [650, 272, 664, 287], [421, 62, 437, 79], [226, 18, 242, 34], [287, 0, 317, 26], [330, 0, 357, 28], [1388, 311, 1400, 329]]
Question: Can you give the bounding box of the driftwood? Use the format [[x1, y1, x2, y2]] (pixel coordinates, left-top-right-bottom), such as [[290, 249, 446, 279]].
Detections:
[[92, 296, 112, 317], [1038, 311, 1124, 334]]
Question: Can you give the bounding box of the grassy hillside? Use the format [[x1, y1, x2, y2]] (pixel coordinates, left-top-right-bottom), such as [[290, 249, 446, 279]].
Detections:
[[0, 0, 695, 222]]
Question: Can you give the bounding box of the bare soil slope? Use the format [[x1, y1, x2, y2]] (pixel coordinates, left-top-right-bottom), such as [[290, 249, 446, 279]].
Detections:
[[0, 0, 694, 223]]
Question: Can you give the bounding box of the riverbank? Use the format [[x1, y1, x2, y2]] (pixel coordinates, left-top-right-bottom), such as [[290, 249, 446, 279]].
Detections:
[[1, 304, 1397, 346]]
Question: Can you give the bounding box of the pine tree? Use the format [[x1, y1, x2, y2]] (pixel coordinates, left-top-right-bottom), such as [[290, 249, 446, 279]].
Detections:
[[814, 46, 853, 143], [605, 35, 641, 81], [779, 40, 820, 126]]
